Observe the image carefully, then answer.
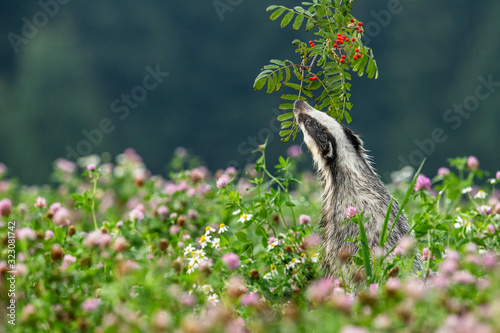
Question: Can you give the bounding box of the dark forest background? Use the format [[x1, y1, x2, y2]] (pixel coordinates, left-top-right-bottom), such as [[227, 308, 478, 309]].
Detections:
[[1, 1, 499, 184]]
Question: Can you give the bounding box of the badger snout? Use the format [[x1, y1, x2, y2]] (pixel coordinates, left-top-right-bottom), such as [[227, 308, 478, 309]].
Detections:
[[293, 99, 307, 114]]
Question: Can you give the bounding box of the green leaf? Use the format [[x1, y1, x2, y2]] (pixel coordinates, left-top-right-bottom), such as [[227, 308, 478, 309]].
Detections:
[[270, 7, 286, 21], [293, 14, 305, 30], [280, 130, 291, 137], [281, 121, 293, 129], [279, 103, 294, 110], [344, 110, 352, 123], [306, 18, 315, 31], [281, 11, 295, 28], [270, 59, 286, 66], [235, 232, 248, 243], [281, 94, 300, 100], [253, 78, 267, 91], [266, 5, 279, 11], [267, 73, 277, 94], [277, 112, 294, 121]]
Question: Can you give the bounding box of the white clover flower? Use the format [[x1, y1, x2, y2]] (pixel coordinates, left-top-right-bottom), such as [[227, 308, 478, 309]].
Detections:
[[462, 186, 472, 194], [238, 213, 253, 223], [204, 226, 216, 235], [474, 190, 487, 199], [207, 293, 219, 306], [212, 237, 221, 249], [183, 244, 195, 256], [218, 223, 228, 233], [311, 253, 319, 263], [201, 284, 214, 294]]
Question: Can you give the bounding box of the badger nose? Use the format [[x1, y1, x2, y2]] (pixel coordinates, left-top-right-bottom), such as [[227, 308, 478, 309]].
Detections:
[[293, 99, 307, 113]]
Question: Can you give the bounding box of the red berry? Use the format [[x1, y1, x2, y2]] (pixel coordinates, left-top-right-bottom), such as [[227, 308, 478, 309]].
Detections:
[[309, 76, 317, 81], [358, 22, 363, 26], [337, 33, 341, 37], [333, 43, 338, 48], [353, 56, 357, 60], [359, 29, 363, 33], [357, 53, 361, 58], [352, 38, 356, 42], [341, 55, 346, 59], [355, 48, 360, 52], [340, 59, 345, 63], [350, 18, 355, 23]]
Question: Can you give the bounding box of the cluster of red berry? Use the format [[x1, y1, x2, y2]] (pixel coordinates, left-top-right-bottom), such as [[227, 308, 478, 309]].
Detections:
[[306, 18, 364, 80]]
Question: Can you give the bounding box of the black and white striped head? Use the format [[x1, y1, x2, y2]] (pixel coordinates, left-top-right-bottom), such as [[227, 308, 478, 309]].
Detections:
[[293, 99, 368, 175]]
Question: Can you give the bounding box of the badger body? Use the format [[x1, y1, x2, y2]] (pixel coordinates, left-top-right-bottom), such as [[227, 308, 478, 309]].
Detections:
[[293, 99, 422, 282]]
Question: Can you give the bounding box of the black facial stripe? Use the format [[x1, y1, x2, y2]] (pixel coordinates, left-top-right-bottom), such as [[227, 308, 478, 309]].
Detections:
[[298, 113, 337, 163]]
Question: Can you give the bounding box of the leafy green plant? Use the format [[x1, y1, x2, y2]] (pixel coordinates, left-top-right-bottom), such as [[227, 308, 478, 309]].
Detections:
[[254, 0, 378, 141]]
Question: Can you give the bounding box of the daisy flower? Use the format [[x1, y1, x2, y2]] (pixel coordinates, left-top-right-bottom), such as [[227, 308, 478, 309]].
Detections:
[[218, 223, 228, 234], [205, 226, 216, 235], [183, 244, 195, 256], [263, 265, 278, 280], [232, 209, 241, 215], [189, 284, 197, 295], [311, 253, 320, 263], [207, 293, 219, 306], [474, 190, 487, 199], [267, 240, 279, 252], [238, 213, 253, 223], [199, 235, 212, 249], [201, 284, 214, 294], [212, 238, 221, 249], [286, 258, 301, 270], [462, 186, 472, 194]]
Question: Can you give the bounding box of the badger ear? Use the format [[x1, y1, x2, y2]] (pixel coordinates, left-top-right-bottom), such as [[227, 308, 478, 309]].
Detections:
[[342, 125, 363, 153]]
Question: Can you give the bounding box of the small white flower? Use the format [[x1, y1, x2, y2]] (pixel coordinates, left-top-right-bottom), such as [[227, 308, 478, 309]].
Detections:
[[311, 253, 319, 263], [218, 223, 228, 233], [462, 186, 472, 194], [183, 244, 195, 256], [291, 269, 299, 280], [207, 293, 219, 306], [263, 265, 278, 280], [199, 234, 212, 249], [286, 258, 301, 270], [278, 252, 285, 260], [490, 179, 497, 185], [205, 226, 216, 235], [238, 213, 253, 223], [201, 284, 213, 294], [454, 215, 471, 231], [474, 190, 487, 199], [189, 284, 197, 295], [187, 264, 197, 274], [232, 209, 241, 215], [267, 240, 279, 252], [212, 237, 221, 249]]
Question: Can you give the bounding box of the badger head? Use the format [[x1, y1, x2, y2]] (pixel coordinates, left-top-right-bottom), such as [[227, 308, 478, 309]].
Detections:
[[293, 99, 367, 176]]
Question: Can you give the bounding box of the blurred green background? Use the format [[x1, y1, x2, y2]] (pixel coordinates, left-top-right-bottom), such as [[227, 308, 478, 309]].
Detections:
[[1, 1, 499, 184]]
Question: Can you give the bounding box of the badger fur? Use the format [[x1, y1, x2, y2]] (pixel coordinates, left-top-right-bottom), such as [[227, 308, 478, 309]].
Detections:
[[293, 99, 422, 284]]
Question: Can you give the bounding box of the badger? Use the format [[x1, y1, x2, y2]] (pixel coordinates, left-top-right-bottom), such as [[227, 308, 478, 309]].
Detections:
[[293, 99, 422, 284]]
